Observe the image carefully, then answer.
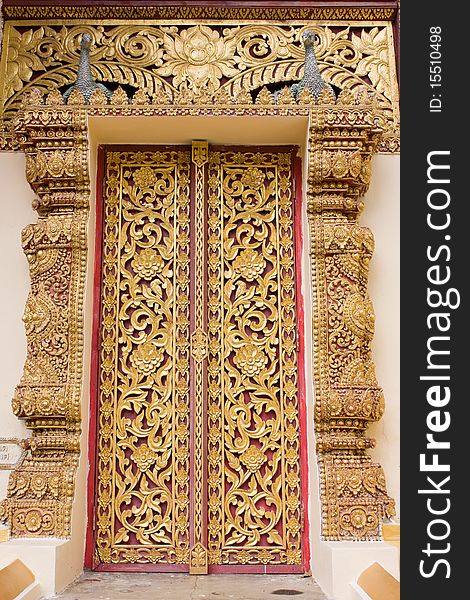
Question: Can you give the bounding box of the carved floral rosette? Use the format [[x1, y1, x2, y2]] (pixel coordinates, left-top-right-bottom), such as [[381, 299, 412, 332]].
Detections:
[[0, 101, 88, 537], [307, 113, 395, 539]]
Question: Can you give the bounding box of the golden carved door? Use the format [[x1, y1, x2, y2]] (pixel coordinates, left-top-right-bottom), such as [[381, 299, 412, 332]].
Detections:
[[90, 143, 306, 574]]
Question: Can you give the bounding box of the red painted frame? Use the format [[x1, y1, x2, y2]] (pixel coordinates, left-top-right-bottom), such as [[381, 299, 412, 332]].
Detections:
[[85, 144, 310, 574], [294, 155, 311, 575], [84, 144, 105, 570]]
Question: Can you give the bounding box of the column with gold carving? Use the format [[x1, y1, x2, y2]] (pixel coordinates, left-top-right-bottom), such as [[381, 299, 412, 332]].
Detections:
[[0, 89, 89, 538], [307, 98, 396, 540]]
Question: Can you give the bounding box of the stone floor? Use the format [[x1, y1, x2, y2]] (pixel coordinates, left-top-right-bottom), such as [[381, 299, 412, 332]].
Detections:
[[51, 571, 327, 600]]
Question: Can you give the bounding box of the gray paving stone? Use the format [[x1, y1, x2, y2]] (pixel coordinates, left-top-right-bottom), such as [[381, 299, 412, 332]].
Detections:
[[51, 571, 327, 600]]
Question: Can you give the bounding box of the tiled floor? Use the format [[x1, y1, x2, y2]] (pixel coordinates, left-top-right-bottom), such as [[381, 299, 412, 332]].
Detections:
[[51, 571, 327, 600]]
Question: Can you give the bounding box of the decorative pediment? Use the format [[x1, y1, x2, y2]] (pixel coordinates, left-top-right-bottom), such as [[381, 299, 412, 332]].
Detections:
[[0, 22, 399, 152]]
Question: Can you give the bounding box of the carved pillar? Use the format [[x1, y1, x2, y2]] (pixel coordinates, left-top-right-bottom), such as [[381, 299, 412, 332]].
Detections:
[[0, 92, 89, 537], [307, 101, 395, 539]]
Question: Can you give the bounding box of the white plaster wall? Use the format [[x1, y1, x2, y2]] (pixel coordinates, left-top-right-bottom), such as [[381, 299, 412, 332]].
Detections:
[[362, 154, 400, 520], [0, 152, 36, 498]]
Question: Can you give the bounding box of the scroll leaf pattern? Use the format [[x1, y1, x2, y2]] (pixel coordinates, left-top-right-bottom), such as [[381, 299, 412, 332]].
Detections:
[[1, 23, 399, 151], [96, 150, 191, 565], [96, 147, 303, 566], [207, 150, 302, 565], [352, 27, 391, 99]]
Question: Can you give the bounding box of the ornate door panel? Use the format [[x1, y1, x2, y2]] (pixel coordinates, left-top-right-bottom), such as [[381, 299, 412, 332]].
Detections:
[[94, 148, 192, 568], [91, 145, 305, 573], [205, 150, 303, 569]]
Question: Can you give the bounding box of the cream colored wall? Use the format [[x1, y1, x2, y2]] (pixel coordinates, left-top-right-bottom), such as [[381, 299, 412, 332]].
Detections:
[[362, 155, 400, 519], [0, 152, 35, 498]]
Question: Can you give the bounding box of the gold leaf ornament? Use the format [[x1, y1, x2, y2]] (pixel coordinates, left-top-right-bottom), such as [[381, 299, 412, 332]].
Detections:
[[129, 341, 164, 375], [343, 293, 375, 340], [233, 343, 268, 378], [89, 88, 108, 106], [132, 88, 150, 104], [240, 166, 265, 190], [110, 86, 129, 104], [4, 27, 47, 98], [158, 25, 240, 91], [232, 248, 266, 281], [352, 27, 391, 100], [256, 86, 273, 105], [240, 445, 267, 473], [132, 444, 157, 472]]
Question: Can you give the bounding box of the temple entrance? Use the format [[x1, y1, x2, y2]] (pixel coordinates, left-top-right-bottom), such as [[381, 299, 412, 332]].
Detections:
[[89, 143, 306, 573]]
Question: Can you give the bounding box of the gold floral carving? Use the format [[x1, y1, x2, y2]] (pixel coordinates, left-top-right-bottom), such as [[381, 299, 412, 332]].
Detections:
[[95, 149, 192, 564], [206, 148, 303, 564], [307, 110, 396, 539], [93, 144, 304, 567], [0, 103, 89, 537], [0, 22, 399, 152], [159, 25, 240, 91]]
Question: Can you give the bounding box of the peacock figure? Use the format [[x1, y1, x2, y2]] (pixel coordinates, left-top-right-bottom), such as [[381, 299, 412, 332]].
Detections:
[[63, 33, 112, 103], [289, 30, 335, 101]]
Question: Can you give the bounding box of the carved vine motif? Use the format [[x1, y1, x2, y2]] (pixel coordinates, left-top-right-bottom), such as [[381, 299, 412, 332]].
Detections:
[[94, 147, 303, 567], [0, 22, 399, 152], [206, 149, 302, 565], [95, 150, 192, 565], [1, 88, 394, 543]]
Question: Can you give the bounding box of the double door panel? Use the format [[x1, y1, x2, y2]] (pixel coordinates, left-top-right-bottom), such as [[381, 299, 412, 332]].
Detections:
[[92, 144, 304, 572]]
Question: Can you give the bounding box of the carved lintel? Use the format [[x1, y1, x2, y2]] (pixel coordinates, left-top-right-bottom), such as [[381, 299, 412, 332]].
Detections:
[[0, 22, 399, 153]]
